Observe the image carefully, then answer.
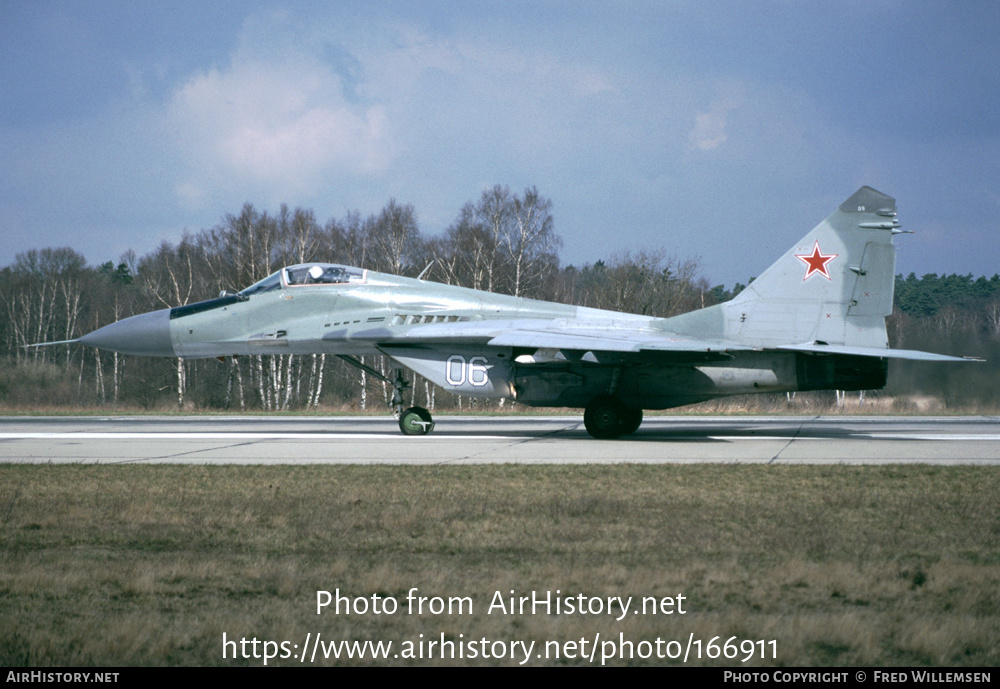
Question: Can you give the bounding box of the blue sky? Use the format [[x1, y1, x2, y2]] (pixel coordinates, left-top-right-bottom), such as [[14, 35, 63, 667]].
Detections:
[[2, 1, 998, 287]]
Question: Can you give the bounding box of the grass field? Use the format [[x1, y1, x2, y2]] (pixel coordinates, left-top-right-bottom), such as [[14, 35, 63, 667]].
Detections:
[[1, 464, 998, 666]]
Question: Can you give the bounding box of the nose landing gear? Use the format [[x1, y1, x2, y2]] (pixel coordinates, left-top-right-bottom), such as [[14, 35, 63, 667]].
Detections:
[[338, 355, 436, 435], [391, 368, 434, 435], [399, 406, 434, 435]]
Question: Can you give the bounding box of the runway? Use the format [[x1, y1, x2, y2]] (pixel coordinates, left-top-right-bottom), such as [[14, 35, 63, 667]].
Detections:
[[1, 415, 998, 464]]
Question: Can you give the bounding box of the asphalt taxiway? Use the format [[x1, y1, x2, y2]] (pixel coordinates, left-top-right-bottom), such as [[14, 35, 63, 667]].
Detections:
[[1, 415, 998, 464]]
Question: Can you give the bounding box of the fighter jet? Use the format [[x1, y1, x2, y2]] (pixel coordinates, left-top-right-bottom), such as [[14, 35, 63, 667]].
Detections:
[[45, 186, 976, 438]]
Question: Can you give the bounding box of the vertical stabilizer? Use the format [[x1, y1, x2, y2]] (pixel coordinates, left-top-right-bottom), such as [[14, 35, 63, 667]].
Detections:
[[719, 186, 898, 348]]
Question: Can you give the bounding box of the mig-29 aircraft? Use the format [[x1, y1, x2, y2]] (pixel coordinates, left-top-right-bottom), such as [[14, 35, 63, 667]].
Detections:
[[44, 187, 975, 438]]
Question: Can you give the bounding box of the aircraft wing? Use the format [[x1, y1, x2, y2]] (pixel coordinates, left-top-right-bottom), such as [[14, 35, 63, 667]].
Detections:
[[381, 319, 978, 363], [486, 326, 739, 355], [774, 342, 981, 362], [381, 318, 748, 361]]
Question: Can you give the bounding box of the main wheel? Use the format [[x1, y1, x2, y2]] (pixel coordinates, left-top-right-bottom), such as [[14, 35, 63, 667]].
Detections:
[[618, 408, 643, 435], [583, 395, 625, 439], [398, 406, 434, 435]]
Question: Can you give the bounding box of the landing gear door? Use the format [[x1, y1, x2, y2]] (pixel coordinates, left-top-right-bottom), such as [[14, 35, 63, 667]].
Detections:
[[380, 346, 514, 399]]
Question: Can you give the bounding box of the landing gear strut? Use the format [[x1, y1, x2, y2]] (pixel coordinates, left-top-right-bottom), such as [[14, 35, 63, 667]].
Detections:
[[391, 368, 434, 435], [583, 395, 642, 439], [338, 356, 435, 435]]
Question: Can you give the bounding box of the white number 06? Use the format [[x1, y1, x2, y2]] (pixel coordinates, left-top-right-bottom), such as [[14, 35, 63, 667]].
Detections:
[[446, 354, 489, 387]]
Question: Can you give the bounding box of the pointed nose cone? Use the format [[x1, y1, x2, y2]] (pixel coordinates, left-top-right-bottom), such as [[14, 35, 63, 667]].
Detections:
[[79, 309, 175, 356]]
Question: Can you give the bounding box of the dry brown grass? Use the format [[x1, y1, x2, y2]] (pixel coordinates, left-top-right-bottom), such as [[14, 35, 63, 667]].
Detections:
[[0, 464, 997, 666]]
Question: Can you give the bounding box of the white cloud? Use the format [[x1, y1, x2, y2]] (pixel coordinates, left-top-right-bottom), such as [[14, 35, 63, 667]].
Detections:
[[168, 43, 393, 207], [689, 109, 727, 151], [358, 26, 617, 116], [688, 87, 743, 151]]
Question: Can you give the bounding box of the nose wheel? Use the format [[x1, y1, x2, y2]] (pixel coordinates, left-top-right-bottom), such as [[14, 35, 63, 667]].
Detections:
[[336, 356, 436, 436], [399, 406, 434, 435], [391, 368, 435, 435]]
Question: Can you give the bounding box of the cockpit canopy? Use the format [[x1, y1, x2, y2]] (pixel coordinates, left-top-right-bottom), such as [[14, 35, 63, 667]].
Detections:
[[285, 264, 365, 286], [238, 263, 366, 297]]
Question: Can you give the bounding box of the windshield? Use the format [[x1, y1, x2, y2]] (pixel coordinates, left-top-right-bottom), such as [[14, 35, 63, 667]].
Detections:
[[238, 271, 282, 297]]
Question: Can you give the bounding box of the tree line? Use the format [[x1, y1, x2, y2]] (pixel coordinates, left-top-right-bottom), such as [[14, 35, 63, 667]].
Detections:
[[1, 185, 996, 411]]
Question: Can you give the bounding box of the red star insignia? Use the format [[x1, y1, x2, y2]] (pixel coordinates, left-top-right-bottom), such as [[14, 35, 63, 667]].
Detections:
[[795, 240, 837, 281]]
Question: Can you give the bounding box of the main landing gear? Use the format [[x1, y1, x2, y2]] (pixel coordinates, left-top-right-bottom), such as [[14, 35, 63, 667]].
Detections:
[[583, 395, 643, 439]]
